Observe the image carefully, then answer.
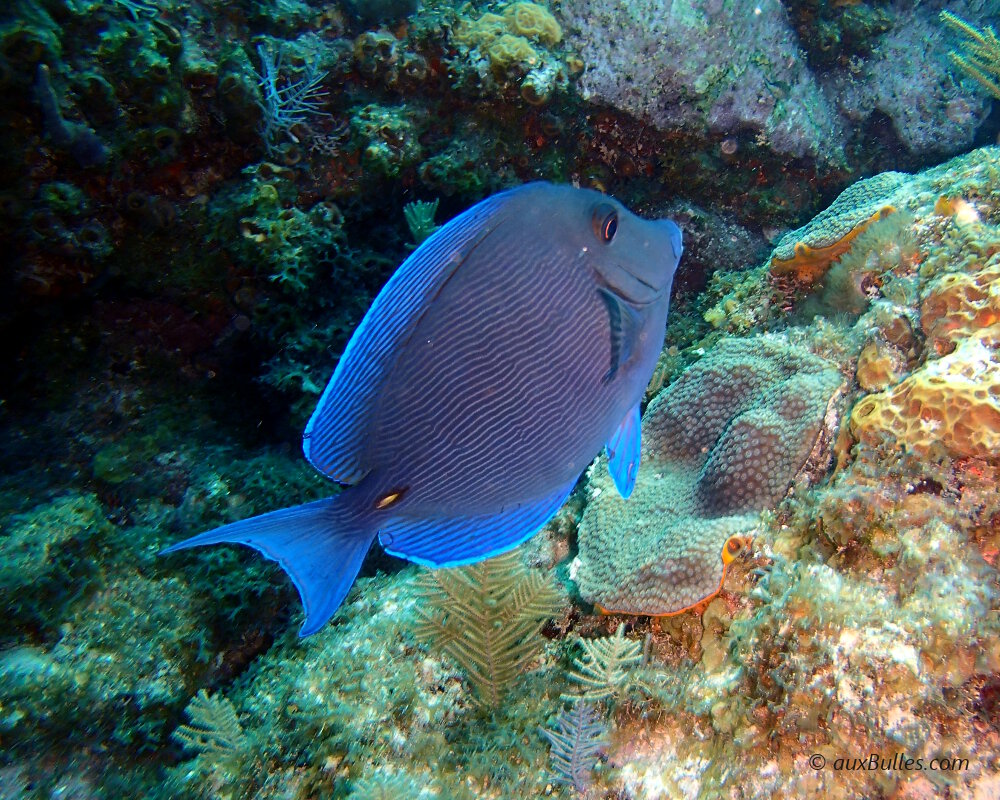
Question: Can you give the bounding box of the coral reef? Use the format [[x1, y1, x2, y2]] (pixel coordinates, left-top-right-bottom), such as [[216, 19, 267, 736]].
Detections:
[[574, 336, 843, 616], [3, 0, 1000, 791], [567, 145, 1000, 800]]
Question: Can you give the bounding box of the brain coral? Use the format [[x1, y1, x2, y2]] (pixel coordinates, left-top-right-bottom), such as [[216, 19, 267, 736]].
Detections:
[[575, 337, 843, 616], [850, 335, 1000, 460], [770, 171, 910, 283]]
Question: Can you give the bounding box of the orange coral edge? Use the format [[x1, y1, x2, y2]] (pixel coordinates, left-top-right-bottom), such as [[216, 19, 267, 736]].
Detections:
[[770, 205, 896, 284], [595, 534, 753, 618]]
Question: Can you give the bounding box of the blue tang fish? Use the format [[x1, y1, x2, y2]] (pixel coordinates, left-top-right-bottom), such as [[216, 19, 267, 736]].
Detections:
[[164, 182, 683, 635]]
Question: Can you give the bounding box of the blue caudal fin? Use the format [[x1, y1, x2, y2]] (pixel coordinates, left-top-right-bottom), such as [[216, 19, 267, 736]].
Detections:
[[606, 404, 641, 499], [377, 478, 578, 567], [161, 497, 375, 636]]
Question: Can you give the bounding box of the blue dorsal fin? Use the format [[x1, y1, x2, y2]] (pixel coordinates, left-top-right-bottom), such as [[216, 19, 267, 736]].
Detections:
[[599, 288, 642, 383], [376, 478, 577, 567], [606, 404, 641, 499], [303, 187, 526, 485], [161, 496, 376, 636]]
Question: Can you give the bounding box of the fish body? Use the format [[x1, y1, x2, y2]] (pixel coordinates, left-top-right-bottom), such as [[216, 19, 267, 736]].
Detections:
[[164, 182, 683, 635]]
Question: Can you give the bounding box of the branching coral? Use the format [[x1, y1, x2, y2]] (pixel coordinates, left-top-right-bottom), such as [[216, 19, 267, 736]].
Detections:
[[254, 43, 327, 154], [563, 623, 643, 702], [413, 551, 563, 708], [539, 702, 607, 795], [940, 10, 1000, 99], [172, 689, 250, 764]]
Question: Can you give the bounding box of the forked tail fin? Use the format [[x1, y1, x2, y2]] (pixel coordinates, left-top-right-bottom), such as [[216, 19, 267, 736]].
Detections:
[[161, 496, 375, 636]]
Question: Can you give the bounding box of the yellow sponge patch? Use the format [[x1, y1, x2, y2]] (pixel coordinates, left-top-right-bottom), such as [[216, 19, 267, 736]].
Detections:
[[487, 33, 539, 70], [453, 1, 559, 73], [850, 336, 1000, 459], [504, 2, 562, 45], [921, 256, 1000, 356]]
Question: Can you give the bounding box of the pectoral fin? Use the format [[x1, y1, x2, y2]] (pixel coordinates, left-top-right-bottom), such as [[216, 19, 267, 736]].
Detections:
[[606, 404, 641, 499]]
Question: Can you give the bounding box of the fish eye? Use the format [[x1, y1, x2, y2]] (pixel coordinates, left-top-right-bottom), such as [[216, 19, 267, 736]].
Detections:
[[592, 203, 618, 244]]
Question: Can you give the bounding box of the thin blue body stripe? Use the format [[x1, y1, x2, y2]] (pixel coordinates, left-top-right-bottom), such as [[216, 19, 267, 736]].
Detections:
[[302, 187, 523, 482]]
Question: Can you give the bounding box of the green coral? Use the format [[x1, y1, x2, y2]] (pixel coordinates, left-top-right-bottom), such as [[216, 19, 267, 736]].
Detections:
[[418, 136, 497, 197], [413, 551, 563, 708], [173, 689, 251, 766], [403, 198, 439, 245], [349, 774, 422, 799], [353, 103, 424, 178], [0, 571, 206, 756], [941, 10, 1000, 99], [563, 623, 643, 703], [0, 493, 111, 637], [576, 336, 843, 616], [785, 1, 892, 69]]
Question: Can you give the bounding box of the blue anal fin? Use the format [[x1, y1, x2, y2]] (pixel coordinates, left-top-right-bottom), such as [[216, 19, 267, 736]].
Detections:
[[599, 288, 642, 383], [606, 404, 641, 499], [377, 479, 578, 567], [161, 496, 375, 637]]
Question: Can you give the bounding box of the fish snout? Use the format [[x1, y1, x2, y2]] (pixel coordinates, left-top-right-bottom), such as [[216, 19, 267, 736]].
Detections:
[[663, 219, 683, 263]]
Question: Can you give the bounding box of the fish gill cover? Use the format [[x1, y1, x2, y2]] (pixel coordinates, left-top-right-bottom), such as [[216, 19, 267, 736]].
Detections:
[[1, 0, 1000, 797]]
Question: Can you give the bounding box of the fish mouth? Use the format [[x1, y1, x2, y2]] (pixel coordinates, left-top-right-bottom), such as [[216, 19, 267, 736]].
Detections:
[[600, 261, 667, 306]]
